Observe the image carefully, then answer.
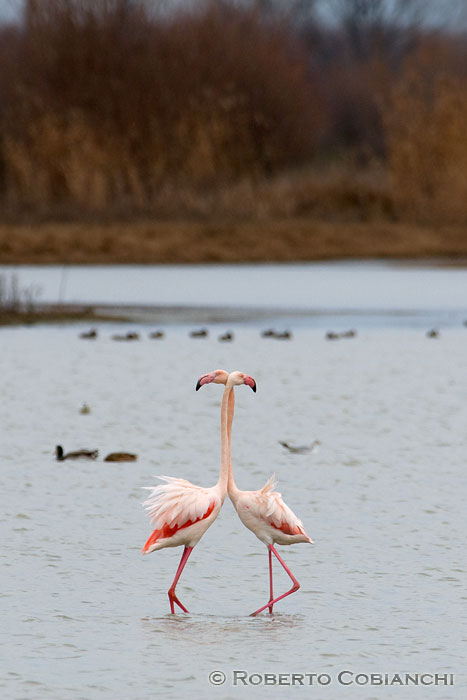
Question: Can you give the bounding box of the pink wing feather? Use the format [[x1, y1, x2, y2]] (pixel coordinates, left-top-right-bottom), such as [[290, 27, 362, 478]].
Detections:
[[141, 476, 216, 552], [254, 475, 308, 536]]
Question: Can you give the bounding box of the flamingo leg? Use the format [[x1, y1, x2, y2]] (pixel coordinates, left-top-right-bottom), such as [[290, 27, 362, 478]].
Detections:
[[250, 545, 300, 616], [168, 546, 193, 614], [268, 546, 274, 614]]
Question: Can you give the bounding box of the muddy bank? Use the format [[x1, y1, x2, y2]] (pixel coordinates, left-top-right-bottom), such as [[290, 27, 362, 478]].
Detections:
[[1, 219, 467, 264], [0, 303, 133, 326]]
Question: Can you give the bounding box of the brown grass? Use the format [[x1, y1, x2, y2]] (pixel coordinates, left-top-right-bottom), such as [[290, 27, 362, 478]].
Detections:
[[1, 217, 467, 265], [0, 0, 319, 213], [385, 41, 467, 224], [2, 1, 467, 250]]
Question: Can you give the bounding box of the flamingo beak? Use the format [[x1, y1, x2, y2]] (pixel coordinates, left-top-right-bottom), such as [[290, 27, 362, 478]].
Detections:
[[196, 372, 217, 391], [244, 376, 257, 392]]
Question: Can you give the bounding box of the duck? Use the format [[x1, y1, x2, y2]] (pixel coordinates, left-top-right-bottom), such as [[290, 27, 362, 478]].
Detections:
[[341, 329, 357, 338], [261, 328, 276, 337], [189, 328, 208, 338], [274, 330, 292, 340], [104, 452, 138, 462], [79, 329, 97, 339], [79, 403, 91, 415], [326, 331, 340, 340], [149, 330, 164, 339], [218, 331, 233, 342], [279, 439, 321, 455], [112, 331, 140, 341], [55, 445, 98, 461], [426, 329, 439, 338]]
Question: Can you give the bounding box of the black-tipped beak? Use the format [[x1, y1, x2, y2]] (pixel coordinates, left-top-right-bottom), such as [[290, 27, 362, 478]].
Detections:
[[251, 382, 257, 393], [195, 379, 202, 391]]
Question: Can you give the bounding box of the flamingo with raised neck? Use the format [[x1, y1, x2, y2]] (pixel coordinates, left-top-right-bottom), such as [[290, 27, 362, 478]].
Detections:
[[141, 369, 253, 614], [198, 370, 312, 616]]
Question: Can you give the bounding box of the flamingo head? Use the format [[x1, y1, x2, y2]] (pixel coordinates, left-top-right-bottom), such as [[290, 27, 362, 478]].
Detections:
[[227, 370, 257, 392], [196, 369, 229, 390]]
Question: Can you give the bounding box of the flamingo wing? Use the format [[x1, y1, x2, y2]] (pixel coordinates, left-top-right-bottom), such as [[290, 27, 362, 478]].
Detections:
[[142, 476, 217, 552], [252, 475, 308, 537]]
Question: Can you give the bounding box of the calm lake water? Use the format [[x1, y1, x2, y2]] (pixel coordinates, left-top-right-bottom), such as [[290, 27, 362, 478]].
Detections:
[[1, 263, 466, 699]]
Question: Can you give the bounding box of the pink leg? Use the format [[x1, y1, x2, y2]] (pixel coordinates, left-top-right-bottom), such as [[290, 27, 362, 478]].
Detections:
[[250, 545, 300, 616], [268, 546, 274, 614], [168, 546, 193, 614]]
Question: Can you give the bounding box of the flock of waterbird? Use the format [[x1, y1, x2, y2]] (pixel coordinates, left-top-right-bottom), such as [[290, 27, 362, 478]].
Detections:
[[79, 328, 293, 341], [79, 324, 465, 342], [142, 370, 313, 616]]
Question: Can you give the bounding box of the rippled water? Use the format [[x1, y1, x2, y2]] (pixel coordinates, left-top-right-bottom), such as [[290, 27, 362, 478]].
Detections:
[[1, 313, 466, 700]]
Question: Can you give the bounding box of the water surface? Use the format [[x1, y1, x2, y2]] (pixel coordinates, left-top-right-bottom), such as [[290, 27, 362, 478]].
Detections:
[[2, 260, 467, 313], [1, 262, 466, 699]]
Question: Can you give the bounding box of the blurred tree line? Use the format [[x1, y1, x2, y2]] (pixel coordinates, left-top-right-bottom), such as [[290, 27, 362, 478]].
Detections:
[[0, 0, 467, 222]]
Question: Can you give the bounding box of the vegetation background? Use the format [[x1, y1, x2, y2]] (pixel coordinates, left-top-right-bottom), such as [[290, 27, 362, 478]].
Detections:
[[1, 0, 467, 263]]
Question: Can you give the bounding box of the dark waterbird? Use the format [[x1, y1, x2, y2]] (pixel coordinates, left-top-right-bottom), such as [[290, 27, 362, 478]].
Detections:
[[55, 445, 98, 461], [104, 452, 138, 462], [79, 329, 97, 339], [326, 330, 356, 340], [112, 332, 140, 341]]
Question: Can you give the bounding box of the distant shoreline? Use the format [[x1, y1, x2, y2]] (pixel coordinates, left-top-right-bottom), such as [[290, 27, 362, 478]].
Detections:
[[2, 219, 467, 265], [1, 300, 464, 328]]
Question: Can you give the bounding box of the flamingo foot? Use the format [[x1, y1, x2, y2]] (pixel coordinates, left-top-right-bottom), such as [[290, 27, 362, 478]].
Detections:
[[250, 582, 300, 616], [168, 590, 189, 614]]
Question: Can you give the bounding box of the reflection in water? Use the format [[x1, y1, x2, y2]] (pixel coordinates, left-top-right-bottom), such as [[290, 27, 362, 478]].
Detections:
[[141, 612, 306, 641]]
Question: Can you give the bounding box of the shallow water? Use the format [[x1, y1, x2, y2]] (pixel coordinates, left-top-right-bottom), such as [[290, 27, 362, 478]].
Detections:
[[1, 314, 466, 699], [3, 260, 467, 312]]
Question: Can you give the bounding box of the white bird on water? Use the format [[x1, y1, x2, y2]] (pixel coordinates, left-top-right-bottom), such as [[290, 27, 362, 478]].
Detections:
[[279, 439, 321, 455]]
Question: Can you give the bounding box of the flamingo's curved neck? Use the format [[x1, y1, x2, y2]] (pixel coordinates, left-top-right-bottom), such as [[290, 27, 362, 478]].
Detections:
[[226, 387, 241, 500], [216, 382, 232, 496]]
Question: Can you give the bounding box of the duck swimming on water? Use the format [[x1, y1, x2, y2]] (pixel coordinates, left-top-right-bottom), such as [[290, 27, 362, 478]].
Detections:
[[104, 452, 138, 462], [55, 445, 98, 461]]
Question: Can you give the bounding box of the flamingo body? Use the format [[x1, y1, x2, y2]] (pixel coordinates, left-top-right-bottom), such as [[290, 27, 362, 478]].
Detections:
[[231, 476, 312, 547]]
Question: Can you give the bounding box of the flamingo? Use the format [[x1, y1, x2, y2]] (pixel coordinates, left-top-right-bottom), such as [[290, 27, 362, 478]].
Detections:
[[141, 369, 255, 614], [198, 370, 313, 616]]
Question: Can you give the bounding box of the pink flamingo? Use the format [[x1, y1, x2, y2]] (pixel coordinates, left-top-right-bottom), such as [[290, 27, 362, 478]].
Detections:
[[141, 369, 255, 614], [199, 370, 313, 616]]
